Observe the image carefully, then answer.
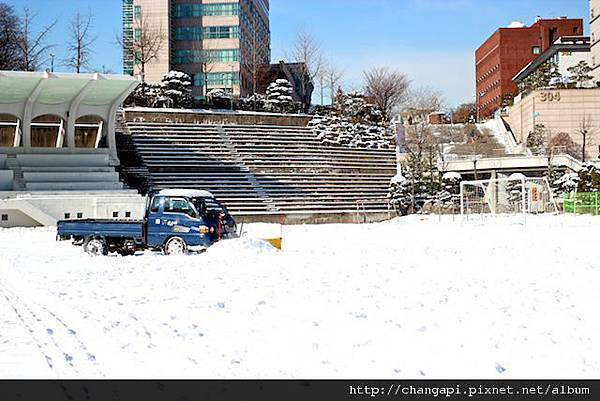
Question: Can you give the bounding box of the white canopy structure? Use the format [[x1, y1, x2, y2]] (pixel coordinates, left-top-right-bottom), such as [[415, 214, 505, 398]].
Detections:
[[0, 71, 139, 157]]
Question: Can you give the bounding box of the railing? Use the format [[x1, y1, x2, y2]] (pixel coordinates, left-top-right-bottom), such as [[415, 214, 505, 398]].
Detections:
[[355, 198, 391, 223], [563, 192, 600, 215]]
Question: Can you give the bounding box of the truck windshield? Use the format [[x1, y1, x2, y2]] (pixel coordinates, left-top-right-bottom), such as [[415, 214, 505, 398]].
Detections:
[[191, 197, 229, 216]]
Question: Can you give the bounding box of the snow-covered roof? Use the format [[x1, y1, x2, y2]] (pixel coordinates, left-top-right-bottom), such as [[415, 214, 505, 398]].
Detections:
[[442, 172, 462, 180], [507, 21, 526, 28], [158, 189, 214, 198]]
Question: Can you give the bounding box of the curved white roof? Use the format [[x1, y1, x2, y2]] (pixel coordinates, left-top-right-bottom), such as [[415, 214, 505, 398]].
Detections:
[[0, 71, 139, 107], [158, 189, 215, 198]]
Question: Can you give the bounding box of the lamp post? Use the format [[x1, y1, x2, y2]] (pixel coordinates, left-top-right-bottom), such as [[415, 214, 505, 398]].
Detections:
[[50, 54, 55, 72]]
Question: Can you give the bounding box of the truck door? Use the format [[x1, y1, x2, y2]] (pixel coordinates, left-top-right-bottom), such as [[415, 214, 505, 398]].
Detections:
[[146, 195, 166, 247], [152, 197, 207, 248]]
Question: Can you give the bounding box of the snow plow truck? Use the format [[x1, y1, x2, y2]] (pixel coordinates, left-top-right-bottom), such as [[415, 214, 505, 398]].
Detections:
[[57, 189, 237, 256]]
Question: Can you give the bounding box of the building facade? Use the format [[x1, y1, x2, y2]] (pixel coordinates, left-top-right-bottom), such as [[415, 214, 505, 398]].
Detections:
[[591, 0, 600, 83], [475, 18, 584, 119], [122, 0, 271, 99], [507, 88, 600, 160], [513, 36, 592, 90], [256, 61, 314, 103]]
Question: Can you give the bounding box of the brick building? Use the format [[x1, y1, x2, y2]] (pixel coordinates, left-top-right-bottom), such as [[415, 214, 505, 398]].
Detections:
[[475, 17, 583, 119]]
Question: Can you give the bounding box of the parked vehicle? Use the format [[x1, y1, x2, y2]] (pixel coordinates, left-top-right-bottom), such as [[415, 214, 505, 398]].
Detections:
[[57, 189, 237, 256]]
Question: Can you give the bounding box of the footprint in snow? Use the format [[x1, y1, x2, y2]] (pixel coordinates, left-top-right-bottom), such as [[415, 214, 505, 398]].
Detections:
[[46, 328, 54, 335], [495, 363, 506, 373]]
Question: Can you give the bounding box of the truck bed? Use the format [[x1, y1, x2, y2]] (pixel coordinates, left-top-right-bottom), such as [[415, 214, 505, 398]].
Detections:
[[57, 219, 145, 239]]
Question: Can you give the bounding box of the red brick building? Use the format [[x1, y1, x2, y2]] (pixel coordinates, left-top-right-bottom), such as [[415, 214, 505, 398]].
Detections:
[[475, 18, 584, 119]]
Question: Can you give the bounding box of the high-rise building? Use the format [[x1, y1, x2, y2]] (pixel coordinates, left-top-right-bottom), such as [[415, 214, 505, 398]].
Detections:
[[122, 0, 271, 99], [475, 17, 583, 119], [591, 0, 600, 84]]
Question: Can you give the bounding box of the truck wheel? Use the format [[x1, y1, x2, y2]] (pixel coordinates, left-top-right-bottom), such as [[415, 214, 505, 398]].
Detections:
[[84, 237, 108, 256], [164, 237, 187, 255]]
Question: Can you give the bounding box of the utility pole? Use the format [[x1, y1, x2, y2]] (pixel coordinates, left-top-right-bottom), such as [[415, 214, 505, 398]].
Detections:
[[50, 54, 55, 72]]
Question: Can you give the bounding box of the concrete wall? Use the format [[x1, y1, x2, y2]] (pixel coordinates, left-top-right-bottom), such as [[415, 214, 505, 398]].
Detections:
[[0, 209, 42, 228], [122, 109, 312, 126], [507, 88, 600, 159], [0, 192, 146, 228], [133, 0, 171, 82], [0, 170, 13, 190]]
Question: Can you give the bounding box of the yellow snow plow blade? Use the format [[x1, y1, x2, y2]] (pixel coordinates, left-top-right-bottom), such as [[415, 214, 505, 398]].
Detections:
[[264, 237, 282, 250]]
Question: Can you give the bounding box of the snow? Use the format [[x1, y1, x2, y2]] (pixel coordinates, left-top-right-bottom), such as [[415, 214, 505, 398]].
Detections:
[[507, 21, 526, 28], [1, 215, 599, 379], [442, 172, 462, 181], [157, 189, 214, 198]]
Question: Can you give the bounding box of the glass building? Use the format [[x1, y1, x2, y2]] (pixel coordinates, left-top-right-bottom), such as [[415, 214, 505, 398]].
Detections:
[[122, 0, 271, 99]]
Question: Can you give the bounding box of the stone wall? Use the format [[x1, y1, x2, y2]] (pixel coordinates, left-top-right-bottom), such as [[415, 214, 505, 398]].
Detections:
[[122, 109, 312, 127]]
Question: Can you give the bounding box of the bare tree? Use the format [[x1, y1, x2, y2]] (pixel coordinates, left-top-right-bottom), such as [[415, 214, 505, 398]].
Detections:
[[315, 62, 328, 105], [363, 67, 410, 121], [326, 65, 343, 106], [285, 30, 324, 112], [64, 11, 96, 73], [405, 86, 445, 112], [0, 3, 23, 70], [579, 114, 595, 162], [13, 7, 57, 71], [116, 10, 165, 82]]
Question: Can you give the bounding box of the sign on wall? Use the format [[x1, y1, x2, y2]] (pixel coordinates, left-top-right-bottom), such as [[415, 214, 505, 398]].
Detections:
[[539, 92, 561, 102]]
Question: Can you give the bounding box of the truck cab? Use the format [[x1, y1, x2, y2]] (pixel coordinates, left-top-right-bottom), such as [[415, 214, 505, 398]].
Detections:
[[145, 189, 237, 253]]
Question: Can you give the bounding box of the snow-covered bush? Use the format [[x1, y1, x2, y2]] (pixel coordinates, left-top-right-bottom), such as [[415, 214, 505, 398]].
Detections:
[[337, 91, 383, 125], [310, 90, 392, 149], [125, 81, 163, 107], [207, 89, 233, 109], [576, 163, 600, 192], [238, 93, 267, 112], [438, 172, 462, 209], [160, 71, 192, 109], [265, 79, 301, 113], [388, 173, 412, 215], [526, 124, 547, 156], [309, 115, 392, 149], [124, 71, 192, 109], [553, 172, 580, 196]]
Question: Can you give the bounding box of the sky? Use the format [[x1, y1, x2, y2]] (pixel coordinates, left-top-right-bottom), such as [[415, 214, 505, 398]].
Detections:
[[4, 0, 590, 107]]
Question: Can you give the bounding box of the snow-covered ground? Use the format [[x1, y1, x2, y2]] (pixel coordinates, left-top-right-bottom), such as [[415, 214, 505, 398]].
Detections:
[[0, 215, 599, 379]]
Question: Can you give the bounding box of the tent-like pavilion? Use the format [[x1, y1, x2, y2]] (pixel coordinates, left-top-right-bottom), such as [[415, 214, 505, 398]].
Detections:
[[0, 71, 139, 157]]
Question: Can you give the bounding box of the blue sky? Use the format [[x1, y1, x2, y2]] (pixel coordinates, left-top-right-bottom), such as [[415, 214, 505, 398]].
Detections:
[[4, 0, 590, 106]]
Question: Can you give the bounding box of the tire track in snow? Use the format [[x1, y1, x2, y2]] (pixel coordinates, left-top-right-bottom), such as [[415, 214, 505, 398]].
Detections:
[[0, 279, 103, 377]]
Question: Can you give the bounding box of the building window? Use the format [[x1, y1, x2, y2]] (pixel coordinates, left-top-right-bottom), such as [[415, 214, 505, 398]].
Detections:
[[173, 49, 240, 65], [134, 28, 141, 41], [77, 212, 83, 219], [64, 213, 71, 219], [1, 214, 7, 221], [203, 26, 240, 40], [173, 27, 202, 41], [134, 5, 141, 20], [174, 26, 240, 41], [194, 72, 240, 88], [532, 46, 541, 55], [173, 3, 239, 18], [113, 212, 119, 218], [125, 211, 132, 218]]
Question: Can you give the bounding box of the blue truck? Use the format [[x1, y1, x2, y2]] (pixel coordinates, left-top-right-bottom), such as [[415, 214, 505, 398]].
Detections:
[[57, 189, 238, 256]]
